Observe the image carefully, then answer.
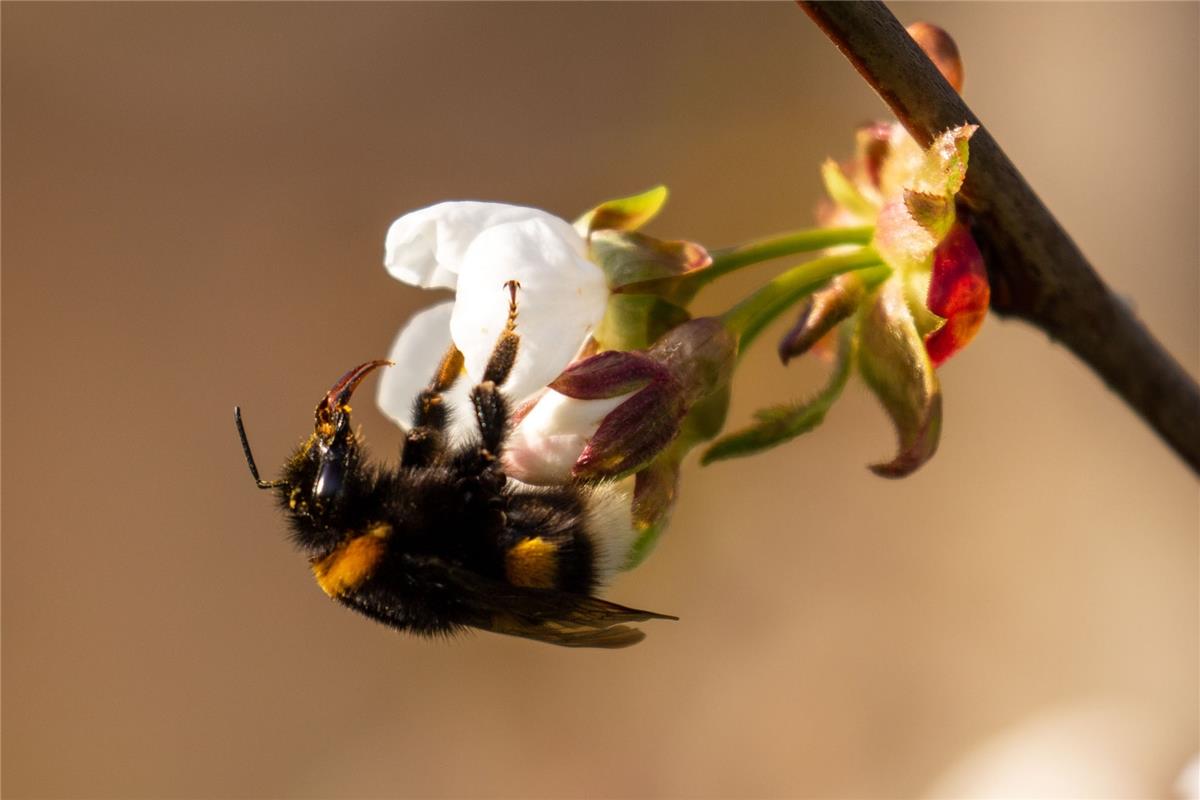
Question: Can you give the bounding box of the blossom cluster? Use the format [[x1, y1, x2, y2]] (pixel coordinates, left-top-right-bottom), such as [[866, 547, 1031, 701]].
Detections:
[[703, 123, 989, 476], [374, 22, 989, 573], [377, 188, 732, 566]]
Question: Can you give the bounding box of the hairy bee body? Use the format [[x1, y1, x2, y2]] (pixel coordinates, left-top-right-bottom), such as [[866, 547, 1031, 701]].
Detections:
[[283, 451, 638, 639], [238, 287, 671, 647]]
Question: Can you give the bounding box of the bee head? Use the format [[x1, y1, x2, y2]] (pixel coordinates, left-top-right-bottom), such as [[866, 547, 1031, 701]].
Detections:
[[303, 359, 391, 512], [236, 360, 391, 547]]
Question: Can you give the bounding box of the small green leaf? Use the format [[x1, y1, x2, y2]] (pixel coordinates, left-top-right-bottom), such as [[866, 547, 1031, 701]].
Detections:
[[701, 322, 856, 464], [857, 281, 942, 477], [574, 185, 669, 237]]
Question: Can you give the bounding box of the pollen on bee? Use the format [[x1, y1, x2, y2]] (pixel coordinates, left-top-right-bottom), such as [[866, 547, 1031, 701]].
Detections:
[[505, 537, 559, 589], [311, 523, 392, 597]]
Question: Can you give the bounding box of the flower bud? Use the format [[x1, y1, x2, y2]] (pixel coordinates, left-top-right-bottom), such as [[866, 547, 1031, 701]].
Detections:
[[646, 317, 737, 404], [548, 350, 668, 399], [558, 317, 736, 481], [778, 273, 865, 363], [573, 381, 687, 480], [925, 221, 989, 365], [906, 22, 964, 93], [855, 121, 895, 191], [872, 124, 977, 276]]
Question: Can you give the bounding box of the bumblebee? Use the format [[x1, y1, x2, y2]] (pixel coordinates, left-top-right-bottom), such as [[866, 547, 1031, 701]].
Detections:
[[235, 284, 674, 647]]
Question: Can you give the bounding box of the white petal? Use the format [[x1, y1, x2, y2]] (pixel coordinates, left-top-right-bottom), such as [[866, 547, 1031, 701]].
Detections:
[[450, 218, 607, 403], [375, 300, 476, 442], [503, 390, 628, 485], [383, 201, 584, 290]]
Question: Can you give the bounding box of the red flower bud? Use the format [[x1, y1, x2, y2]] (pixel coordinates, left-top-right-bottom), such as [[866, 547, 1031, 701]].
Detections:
[[924, 222, 989, 366]]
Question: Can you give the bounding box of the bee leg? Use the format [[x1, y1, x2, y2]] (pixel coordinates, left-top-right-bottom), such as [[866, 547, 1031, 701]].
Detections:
[[401, 345, 464, 468], [468, 382, 510, 466], [482, 280, 520, 387], [457, 281, 521, 481]]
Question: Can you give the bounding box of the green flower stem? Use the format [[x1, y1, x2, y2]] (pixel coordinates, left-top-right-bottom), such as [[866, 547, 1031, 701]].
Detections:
[[721, 248, 888, 352], [692, 225, 874, 288]]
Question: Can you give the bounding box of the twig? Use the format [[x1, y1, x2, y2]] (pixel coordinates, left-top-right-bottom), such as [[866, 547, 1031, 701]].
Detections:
[[799, 1, 1200, 476]]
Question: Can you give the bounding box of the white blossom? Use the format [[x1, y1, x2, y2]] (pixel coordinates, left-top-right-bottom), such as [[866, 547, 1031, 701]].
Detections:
[[377, 201, 619, 483]]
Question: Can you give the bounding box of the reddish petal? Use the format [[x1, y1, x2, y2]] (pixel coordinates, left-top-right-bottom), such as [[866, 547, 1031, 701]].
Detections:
[[855, 121, 895, 189], [925, 222, 989, 366], [549, 350, 667, 400], [573, 382, 686, 480]]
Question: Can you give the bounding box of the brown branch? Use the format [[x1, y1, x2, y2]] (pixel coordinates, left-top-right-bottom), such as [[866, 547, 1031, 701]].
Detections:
[[800, 0, 1200, 476]]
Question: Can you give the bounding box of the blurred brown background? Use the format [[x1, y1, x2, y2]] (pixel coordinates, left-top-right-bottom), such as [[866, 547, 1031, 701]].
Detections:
[[3, 3, 1197, 798]]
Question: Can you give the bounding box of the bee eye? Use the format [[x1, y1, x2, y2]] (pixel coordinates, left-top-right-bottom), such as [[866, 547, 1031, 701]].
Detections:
[[313, 456, 343, 502], [312, 424, 353, 504]]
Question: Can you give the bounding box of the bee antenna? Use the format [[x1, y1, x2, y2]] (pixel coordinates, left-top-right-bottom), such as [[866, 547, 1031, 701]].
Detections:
[[234, 406, 284, 490]]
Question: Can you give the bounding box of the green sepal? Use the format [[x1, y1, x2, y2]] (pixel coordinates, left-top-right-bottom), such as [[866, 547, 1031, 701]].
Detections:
[[593, 293, 690, 352], [677, 379, 732, 445], [872, 125, 976, 278], [901, 268, 943, 338], [821, 158, 876, 221], [778, 273, 865, 364], [627, 453, 681, 570], [589, 230, 711, 291], [911, 125, 975, 198], [574, 185, 669, 237], [701, 321, 855, 464], [625, 383, 730, 570], [903, 189, 953, 242], [857, 280, 942, 478]]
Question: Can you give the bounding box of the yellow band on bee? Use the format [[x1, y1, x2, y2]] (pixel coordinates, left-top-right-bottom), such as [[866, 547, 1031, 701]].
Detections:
[[311, 523, 391, 597], [505, 537, 559, 589]]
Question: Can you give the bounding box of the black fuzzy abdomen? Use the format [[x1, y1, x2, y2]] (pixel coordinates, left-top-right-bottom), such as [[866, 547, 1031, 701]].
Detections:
[[336, 481, 601, 637], [501, 489, 596, 595]]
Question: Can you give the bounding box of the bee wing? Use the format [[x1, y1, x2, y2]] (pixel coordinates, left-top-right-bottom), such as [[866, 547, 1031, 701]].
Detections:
[[480, 592, 678, 649], [408, 555, 677, 649], [486, 616, 651, 648]]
